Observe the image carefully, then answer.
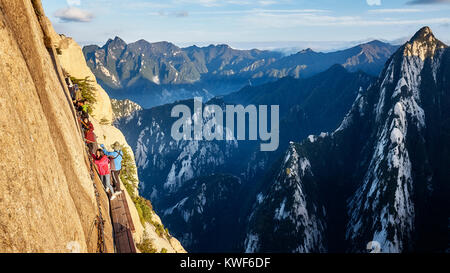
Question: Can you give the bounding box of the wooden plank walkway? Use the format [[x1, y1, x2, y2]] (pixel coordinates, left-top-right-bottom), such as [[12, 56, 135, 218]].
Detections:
[[120, 189, 135, 233], [110, 192, 137, 253]]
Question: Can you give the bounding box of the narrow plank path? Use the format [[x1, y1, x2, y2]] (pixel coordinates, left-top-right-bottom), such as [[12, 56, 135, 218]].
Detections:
[[86, 145, 136, 253], [110, 192, 137, 253], [69, 76, 136, 253]]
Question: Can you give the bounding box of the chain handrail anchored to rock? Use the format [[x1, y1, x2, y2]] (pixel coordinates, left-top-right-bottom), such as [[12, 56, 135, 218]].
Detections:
[[66, 76, 136, 253]]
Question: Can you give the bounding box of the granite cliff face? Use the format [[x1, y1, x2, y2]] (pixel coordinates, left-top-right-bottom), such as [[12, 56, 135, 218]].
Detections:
[[0, 0, 184, 253], [0, 0, 112, 252]]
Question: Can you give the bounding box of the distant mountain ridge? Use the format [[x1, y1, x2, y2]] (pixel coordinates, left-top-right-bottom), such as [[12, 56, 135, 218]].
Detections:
[[264, 40, 399, 78], [83, 38, 397, 108]]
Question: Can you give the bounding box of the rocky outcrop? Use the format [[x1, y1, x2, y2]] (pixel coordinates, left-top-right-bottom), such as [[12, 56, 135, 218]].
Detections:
[[245, 27, 450, 253], [0, 0, 184, 253], [403, 26, 446, 61], [0, 0, 113, 252], [111, 99, 143, 122]]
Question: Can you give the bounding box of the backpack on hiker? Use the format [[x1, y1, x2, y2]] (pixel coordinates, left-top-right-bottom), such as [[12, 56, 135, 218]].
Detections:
[[108, 150, 122, 171]]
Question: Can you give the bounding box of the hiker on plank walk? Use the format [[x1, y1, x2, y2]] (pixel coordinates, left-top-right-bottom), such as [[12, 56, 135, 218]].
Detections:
[[73, 84, 82, 103], [82, 117, 97, 154], [76, 99, 89, 119], [92, 149, 119, 200], [101, 142, 123, 193]]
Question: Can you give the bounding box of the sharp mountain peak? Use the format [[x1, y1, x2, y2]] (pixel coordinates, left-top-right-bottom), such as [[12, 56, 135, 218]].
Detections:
[[104, 36, 127, 49], [410, 26, 434, 43], [403, 26, 447, 61]]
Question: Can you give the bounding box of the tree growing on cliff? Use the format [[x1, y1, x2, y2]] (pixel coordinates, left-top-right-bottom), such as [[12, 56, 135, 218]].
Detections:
[[70, 76, 97, 114]]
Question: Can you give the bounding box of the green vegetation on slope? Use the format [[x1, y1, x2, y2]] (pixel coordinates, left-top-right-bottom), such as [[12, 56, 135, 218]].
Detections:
[[70, 76, 97, 114]]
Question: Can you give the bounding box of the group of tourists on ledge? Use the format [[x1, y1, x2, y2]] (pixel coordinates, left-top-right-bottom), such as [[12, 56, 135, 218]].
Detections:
[[65, 77, 123, 201]]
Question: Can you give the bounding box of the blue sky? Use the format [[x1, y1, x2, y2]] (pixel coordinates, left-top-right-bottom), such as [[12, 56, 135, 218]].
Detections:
[[42, 0, 450, 50]]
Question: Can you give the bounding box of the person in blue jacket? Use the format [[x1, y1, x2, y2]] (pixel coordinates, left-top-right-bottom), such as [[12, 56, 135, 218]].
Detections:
[[101, 141, 123, 193]]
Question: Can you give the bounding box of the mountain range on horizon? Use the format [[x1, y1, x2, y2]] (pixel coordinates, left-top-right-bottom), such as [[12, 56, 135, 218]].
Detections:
[[83, 36, 398, 108]]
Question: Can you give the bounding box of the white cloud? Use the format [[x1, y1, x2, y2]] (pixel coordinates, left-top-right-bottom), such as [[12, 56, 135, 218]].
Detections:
[[368, 8, 421, 13], [54, 7, 94, 23], [189, 9, 329, 15], [123, 2, 175, 10], [177, 0, 221, 7], [174, 0, 283, 7], [407, 0, 450, 4], [241, 10, 450, 28], [258, 0, 277, 6], [366, 0, 382, 6], [151, 10, 190, 17], [66, 0, 81, 6]]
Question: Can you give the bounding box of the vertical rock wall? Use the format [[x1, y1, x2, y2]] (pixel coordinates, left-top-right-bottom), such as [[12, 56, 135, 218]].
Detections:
[[0, 0, 113, 253]]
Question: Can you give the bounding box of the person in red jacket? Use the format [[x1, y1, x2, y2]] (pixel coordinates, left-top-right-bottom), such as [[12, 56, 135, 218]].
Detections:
[[93, 149, 118, 200], [82, 117, 97, 154]]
